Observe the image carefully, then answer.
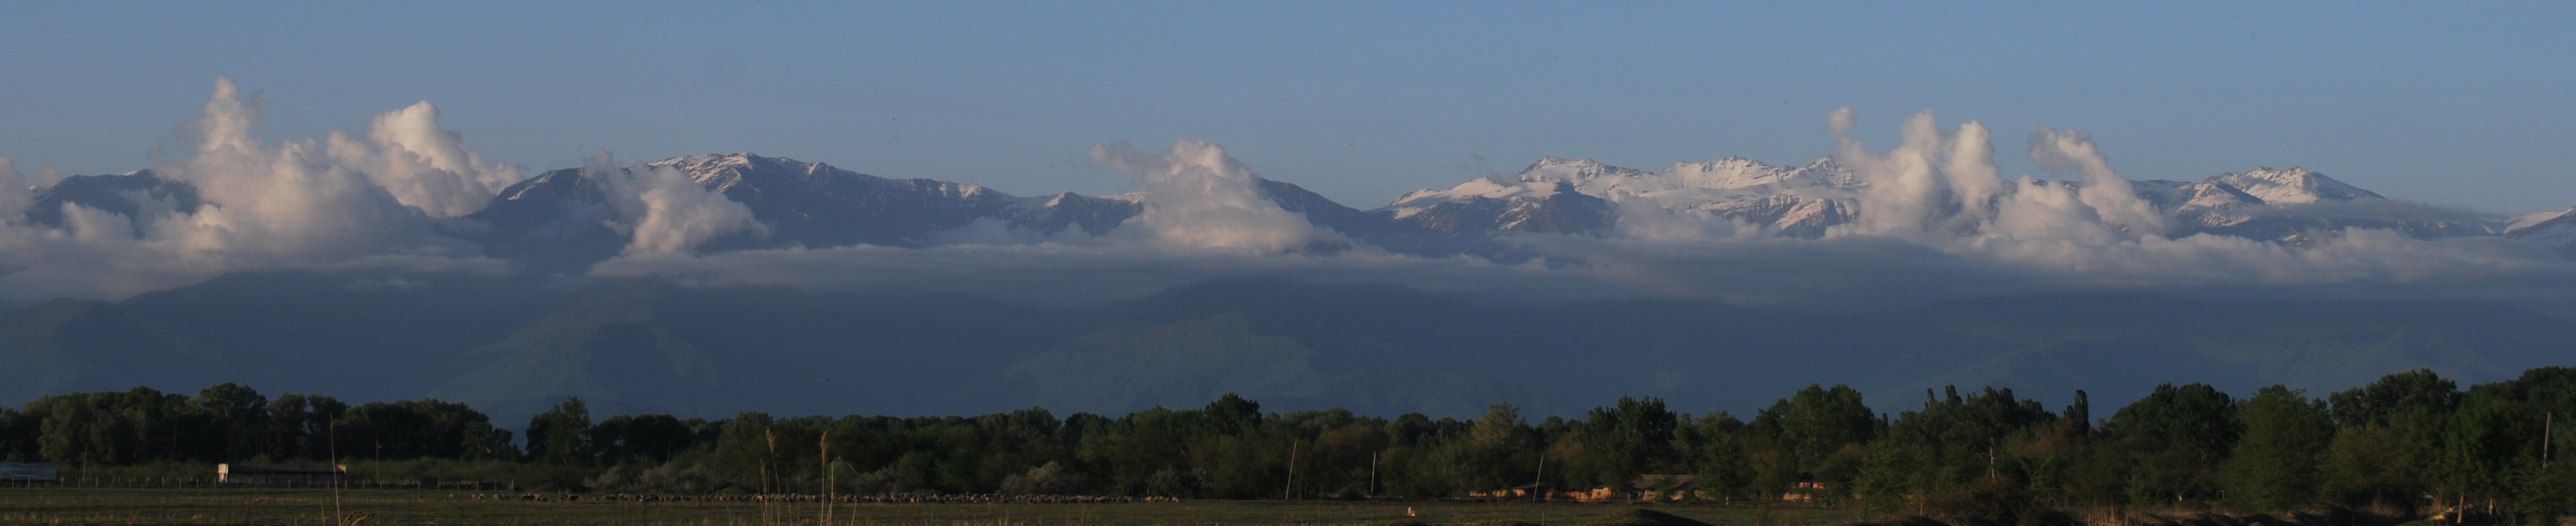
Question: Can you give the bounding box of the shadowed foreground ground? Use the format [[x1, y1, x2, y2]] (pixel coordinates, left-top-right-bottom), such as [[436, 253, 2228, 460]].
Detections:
[[0, 488, 1861, 526]]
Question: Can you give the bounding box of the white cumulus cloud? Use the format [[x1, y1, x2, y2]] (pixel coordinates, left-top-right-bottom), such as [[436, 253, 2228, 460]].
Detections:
[[0, 78, 506, 300], [1090, 139, 1317, 252]]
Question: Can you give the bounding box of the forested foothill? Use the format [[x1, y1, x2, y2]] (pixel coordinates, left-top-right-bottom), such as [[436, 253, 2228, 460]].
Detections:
[[3, 368, 2571, 525]]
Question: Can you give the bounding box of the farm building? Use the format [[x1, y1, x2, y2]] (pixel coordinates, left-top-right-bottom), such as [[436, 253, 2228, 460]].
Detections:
[[0, 462, 56, 481]]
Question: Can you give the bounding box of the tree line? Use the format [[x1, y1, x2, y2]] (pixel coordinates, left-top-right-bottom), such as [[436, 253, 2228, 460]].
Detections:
[[1, 368, 2570, 519]]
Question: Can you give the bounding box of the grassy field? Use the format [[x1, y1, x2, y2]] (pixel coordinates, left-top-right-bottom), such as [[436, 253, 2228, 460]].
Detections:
[[0, 488, 1873, 526]]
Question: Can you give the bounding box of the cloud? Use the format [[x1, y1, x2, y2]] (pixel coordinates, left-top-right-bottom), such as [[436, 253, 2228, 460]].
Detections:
[[2235, 198, 2492, 222], [1608, 195, 1756, 242], [1830, 109, 1951, 238], [2026, 127, 2168, 236], [0, 78, 505, 301], [577, 152, 764, 256], [326, 101, 524, 218], [1089, 139, 1316, 252], [1784, 109, 2575, 306]]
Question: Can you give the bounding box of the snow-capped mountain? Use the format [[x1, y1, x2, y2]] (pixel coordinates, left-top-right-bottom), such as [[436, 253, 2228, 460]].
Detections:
[[2507, 207, 2576, 256], [460, 153, 1144, 268], [1385, 158, 2512, 246], [452, 152, 1499, 266], [2129, 167, 2496, 244], [1382, 156, 1858, 238], [2133, 166, 2379, 225], [17, 152, 2568, 268]]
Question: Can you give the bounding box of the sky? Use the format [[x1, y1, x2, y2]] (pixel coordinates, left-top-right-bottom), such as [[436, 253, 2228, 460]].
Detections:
[[3, 2, 2573, 214]]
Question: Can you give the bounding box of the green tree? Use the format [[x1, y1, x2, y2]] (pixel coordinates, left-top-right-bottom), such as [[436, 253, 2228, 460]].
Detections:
[[2323, 423, 2416, 509], [2434, 390, 2527, 515], [2329, 368, 2460, 505], [2329, 369, 2458, 428], [1766, 386, 1875, 467], [0, 408, 32, 461], [31, 395, 99, 463], [1574, 396, 1680, 491], [301, 395, 349, 461], [2221, 385, 2332, 511], [1204, 393, 1262, 435], [1446, 403, 1533, 493], [594, 413, 699, 464], [1852, 437, 1931, 512], [711, 412, 778, 489], [190, 383, 269, 462], [263, 394, 312, 460], [2105, 383, 2238, 505], [527, 397, 595, 465], [337, 399, 514, 461], [1752, 384, 1876, 491], [1690, 438, 1744, 501], [1688, 412, 1751, 501]]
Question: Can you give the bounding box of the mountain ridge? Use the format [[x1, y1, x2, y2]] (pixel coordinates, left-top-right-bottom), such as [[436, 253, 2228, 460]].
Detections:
[[26, 151, 2570, 271]]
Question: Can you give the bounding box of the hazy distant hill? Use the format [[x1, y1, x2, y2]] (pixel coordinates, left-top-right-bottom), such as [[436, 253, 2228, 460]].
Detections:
[[5, 271, 2571, 424]]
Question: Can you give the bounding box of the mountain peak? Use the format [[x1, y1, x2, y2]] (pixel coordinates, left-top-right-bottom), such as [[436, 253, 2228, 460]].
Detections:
[[1520, 156, 1616, 178], [1514, 156, 1651, 184], [2505, 206, 2576, 256], [2209, 166, 2382, 204], [24, 170, 202, 235], [646, 152, 820, 174], [2507, 206, 2576, 234]]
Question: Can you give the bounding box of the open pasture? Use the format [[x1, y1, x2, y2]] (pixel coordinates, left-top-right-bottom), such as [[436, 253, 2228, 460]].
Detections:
[[0, 488, 1855, 526]]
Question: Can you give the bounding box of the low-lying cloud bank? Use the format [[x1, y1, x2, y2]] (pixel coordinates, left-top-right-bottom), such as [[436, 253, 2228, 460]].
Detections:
[[3, 80, 2571, 311]]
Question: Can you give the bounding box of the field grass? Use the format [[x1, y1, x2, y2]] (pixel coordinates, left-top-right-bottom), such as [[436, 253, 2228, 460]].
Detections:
[[0, 488, 1875, 526]]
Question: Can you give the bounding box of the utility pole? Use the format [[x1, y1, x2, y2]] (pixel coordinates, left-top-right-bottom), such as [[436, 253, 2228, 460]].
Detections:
[[1987, 439, 1999, 480], [762, 429, 776, 526], [1283, 440, 1297, 501], [329, 417, 341, 525], [1538, 451, 1549, 526], [822, 430, 832, 526]]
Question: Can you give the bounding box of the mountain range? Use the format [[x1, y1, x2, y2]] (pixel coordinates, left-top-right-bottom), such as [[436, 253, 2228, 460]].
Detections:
[[7, 152, 2575, 423], [32, 152, 2576, 266]]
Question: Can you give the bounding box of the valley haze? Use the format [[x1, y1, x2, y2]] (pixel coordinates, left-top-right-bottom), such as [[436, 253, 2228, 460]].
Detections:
[[1, 79, 2571, 425]]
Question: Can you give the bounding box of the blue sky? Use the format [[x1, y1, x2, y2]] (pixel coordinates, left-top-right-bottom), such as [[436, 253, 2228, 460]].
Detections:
[[3, 2, 2571, 212]]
